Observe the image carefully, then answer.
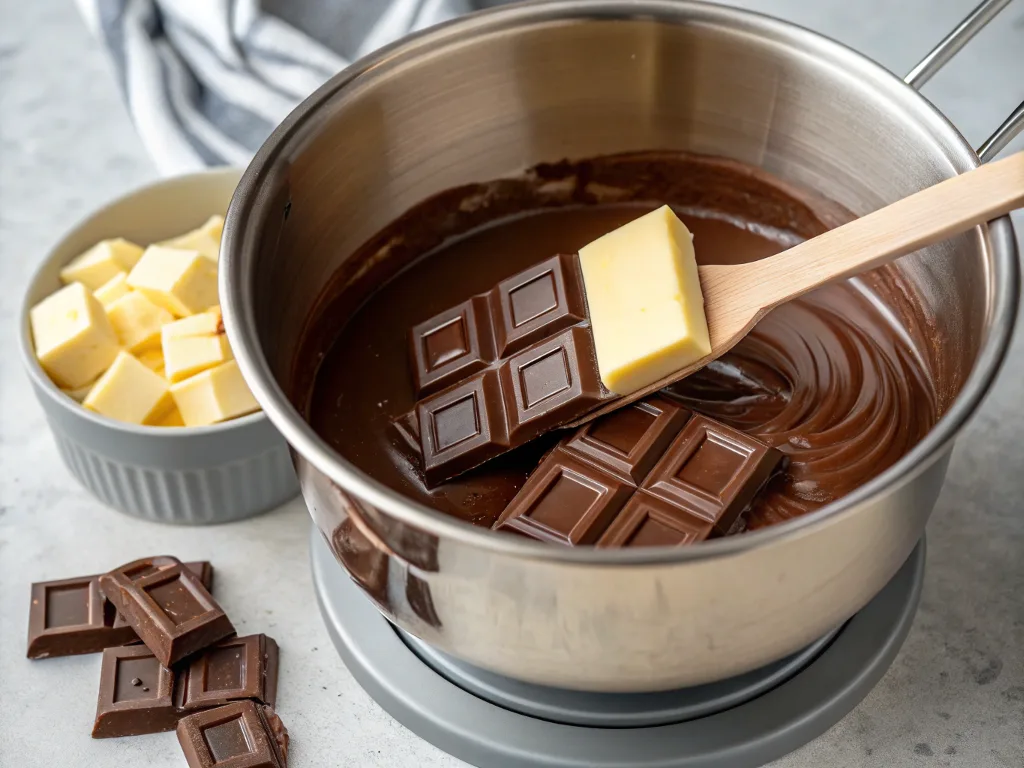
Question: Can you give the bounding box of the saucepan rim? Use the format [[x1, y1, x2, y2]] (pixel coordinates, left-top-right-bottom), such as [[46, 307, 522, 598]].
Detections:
[[221, 0, 1019, 564]]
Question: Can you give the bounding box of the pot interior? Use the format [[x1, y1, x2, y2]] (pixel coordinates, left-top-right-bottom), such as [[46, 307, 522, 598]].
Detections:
[[232, 5, 1001, 526]]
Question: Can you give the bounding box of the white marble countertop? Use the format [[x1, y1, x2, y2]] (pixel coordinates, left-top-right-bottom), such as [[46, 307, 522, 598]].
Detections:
[[1, 1, 1022, 766]]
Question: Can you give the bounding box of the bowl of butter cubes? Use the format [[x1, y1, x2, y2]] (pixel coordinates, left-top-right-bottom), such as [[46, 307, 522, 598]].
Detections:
[[19, 168, 298, 523]]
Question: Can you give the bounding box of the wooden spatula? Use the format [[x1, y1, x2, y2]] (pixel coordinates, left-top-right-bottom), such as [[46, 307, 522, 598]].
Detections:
[[577, 150, 1024, 423]]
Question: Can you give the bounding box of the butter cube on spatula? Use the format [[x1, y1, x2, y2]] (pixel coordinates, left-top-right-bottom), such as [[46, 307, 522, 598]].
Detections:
[[578, 205, 710, 395], [577, 149, 1024, 422]]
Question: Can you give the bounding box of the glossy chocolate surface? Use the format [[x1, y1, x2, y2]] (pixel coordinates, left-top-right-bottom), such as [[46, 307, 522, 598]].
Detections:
[[307, 153, 938, 533]]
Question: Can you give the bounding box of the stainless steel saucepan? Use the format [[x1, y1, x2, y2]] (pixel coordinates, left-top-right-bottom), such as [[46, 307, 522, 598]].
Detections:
[[221, 0, 1022, 691]]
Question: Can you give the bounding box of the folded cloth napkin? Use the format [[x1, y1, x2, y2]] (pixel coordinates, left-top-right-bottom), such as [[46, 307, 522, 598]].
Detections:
[[76, 0, 506, 174]]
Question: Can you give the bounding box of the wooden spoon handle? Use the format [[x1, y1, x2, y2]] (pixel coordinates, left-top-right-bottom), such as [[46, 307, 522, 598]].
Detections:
[[747, 150, 1024, 312]]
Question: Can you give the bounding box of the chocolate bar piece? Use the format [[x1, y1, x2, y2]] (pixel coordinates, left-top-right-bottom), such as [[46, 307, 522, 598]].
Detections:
[[178, 634, 279, 711], [93, 634, 279, 739], [99, 557, 234, 666], [27, 560, 213, 659], [493, 397, 783, 546], [177, 701, 288, 767], [93, 644, 179, 738], [406, 254, 613, 485], [112, 560, 215, 630]]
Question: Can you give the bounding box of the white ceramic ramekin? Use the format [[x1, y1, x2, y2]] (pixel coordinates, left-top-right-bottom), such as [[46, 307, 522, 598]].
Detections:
[[19, 168, 298, 524]]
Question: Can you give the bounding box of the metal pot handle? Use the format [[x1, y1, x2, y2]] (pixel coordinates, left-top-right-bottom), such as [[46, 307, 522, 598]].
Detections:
[[903, 0, 1024, 162]]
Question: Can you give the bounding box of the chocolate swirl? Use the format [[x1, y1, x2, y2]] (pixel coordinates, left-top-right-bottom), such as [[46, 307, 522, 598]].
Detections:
[[669, 274, 937, 529]]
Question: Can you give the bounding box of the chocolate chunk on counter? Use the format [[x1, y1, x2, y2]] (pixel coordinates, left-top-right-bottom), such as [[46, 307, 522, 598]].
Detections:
[[93, 634, 279, 738], [178, 634, 279, 711], [493, 397, 784, 547], [27, 576, 114, 660], [99, 557, 234, 666], [177, 701, 288, 767], [112, 560, 215, 631], [93, 645, 179, 738], [405, 253, 612, 485], [27, 560, 213, 659]]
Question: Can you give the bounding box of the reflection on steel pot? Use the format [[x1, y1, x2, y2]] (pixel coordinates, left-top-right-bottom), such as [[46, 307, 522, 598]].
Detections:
[[220, 1, 1018, 691]]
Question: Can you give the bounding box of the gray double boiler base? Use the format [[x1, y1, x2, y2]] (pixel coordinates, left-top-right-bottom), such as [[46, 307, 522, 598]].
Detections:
[[311, 529, 925, 768]]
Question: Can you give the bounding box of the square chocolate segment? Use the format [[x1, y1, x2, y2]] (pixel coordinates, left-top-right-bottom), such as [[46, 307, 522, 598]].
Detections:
[[180, 634, 279, 711], [491, 253, 586, 356], [642, 415, 784, 534], [494, 451, 632, 545], [596, 494, 714, 548], [100, 560, 234, 667], [499, 326, 603, 442], [563, 395, 691, 484], [409, 295, 495, 396], [27, 576, 113, 659], [93, 645, 177, 738], [177, 701, 286, 768], [417, 369, 510, 485], [113, 560, 215, 630]]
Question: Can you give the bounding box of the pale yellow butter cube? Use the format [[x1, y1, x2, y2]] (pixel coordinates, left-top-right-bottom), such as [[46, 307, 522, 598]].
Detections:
[[160, 215, 224, 262], [93, 272, 130, 307], [136, 346, 166, 375], [161, 309, 232, 383], [30, 282, 121, 389], [60, 238, 144, 290], [83, 351, 175, 425], [171, 360, 260, 427], [106, 291, 174, 352], [578, 205, 710, 395], [154, 406, 185, 427], [126, 246, 219, 317]]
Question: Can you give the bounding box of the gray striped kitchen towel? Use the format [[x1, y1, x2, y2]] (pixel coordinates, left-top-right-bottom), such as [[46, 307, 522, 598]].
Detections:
[[76, 0, 508, 174]]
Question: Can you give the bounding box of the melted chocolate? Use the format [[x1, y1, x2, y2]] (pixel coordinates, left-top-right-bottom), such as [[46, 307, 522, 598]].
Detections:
[[306, 154, 938, 532]]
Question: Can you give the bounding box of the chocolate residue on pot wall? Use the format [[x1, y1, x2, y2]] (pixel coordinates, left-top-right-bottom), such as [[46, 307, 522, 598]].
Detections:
[[302, 152, 939, 532]]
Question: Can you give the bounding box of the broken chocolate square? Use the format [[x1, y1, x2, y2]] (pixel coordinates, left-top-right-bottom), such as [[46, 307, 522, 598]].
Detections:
[[92, 644, 178, 738], [99, 557, 234, 667], [417, 369, 510, 485], [177, 701, 287, 767], [179, 634, 279, 711], [493, 452, 632, 545], [642, 414, 784, 534]]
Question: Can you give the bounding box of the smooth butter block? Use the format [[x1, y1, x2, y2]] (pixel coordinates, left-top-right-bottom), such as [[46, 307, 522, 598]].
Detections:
[[84, 351, 175, 425], [106, 291, 175, 352], [161, 308, 232, 383], [136, 346, 166, 375], [127, 246, 218, 318], [93, 272, 130, 307], [159, 215, 223, 262], [30, 282, 121, 389], [578, 205, 710, 395], [59, 238, 144, 290], [171, 360, 259, 427]]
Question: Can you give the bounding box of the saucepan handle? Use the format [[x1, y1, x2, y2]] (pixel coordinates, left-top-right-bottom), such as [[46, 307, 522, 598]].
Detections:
[[903, 0, 1024, 162]]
